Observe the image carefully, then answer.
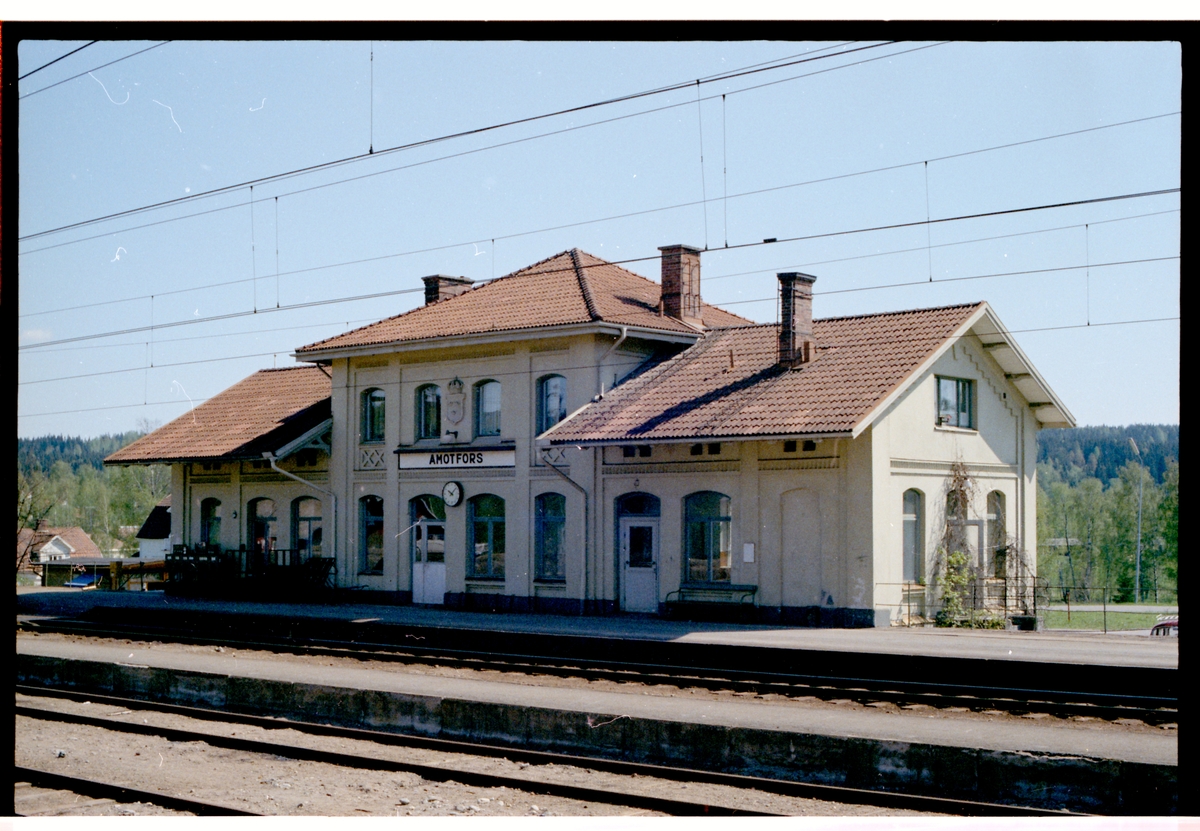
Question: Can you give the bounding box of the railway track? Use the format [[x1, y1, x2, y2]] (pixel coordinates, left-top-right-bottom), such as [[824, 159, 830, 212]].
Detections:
[[20, 613, 1178, 724], [15, 687, 1083, 817], [14, 767, 262, 817]]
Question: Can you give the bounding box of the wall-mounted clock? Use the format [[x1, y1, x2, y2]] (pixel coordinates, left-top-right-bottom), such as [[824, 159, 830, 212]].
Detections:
[[442, 481, 463, 507]]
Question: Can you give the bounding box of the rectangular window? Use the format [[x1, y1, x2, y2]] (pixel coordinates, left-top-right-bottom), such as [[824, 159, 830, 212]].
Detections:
[[359, 496, 384, 574], [684, 492, 732, 583], [468, 494, 505, 578], [475, 381, 502, 437], [535, 493, 566, 581], [622, 446, 637, 458], [936, 376, 975, 429]]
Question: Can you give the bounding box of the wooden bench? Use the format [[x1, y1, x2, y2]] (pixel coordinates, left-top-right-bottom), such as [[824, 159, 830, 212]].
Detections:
[[664, 583, 758, 621]]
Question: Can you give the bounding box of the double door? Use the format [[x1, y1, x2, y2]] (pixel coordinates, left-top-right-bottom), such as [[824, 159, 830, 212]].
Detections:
[[412, 519, 446, 605]]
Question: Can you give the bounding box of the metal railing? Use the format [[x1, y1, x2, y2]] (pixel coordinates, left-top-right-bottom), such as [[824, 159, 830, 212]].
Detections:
[[879, 578, 1178, 631], [166, 545, 336, 593]]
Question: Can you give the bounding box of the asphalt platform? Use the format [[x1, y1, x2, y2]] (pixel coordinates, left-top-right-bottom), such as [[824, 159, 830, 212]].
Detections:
[[16, 586, 1178, 669]]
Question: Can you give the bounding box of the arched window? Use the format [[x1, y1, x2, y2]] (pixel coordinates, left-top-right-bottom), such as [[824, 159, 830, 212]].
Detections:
[[902, 489, 924, 583], [535, 492, 566, 581], [684, 491, 731, 583], [292, 497, 323, 558], [415, 384, 441, 440], [200, 498, 222, 548], [987, 490, 1007, 577], [616, 492, 661, 518], [359, 495, 384, 574], [474, 380, 501, 437], [537, 375, 567, 433], [247, 498, 277, 556], [467, 494, 505, 578], [361, 388, 385, 444]]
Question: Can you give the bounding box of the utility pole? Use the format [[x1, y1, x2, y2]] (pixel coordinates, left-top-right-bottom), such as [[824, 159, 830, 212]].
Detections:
[[1129, 438, 1144, 604]]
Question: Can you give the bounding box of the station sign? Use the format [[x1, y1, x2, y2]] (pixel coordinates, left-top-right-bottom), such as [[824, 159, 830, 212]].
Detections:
[[397, 447, 516, 469]]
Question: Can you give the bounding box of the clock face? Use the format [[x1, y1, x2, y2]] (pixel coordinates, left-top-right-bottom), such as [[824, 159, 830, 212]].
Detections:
[[442, 481, 462, 507]]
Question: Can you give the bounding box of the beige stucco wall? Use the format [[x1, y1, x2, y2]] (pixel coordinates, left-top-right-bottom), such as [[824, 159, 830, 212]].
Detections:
[[177, 457, 331, 555], [328, 331, 650, 599], [870, 334, 1040, 622]]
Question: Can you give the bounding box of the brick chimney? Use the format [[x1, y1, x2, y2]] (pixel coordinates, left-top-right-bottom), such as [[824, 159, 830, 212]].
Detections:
[[658, 244, 704, 327], [778, 272, 817, 367], [421, 275, 474, 305]]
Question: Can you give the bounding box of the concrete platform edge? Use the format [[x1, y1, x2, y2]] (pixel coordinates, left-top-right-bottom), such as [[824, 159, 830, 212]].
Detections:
[[16, 653, 1175, 815]]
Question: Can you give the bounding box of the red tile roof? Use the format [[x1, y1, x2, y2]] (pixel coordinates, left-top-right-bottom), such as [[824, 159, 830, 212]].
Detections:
[[17, 526, 103, 563], [541, 302, 984, 442], [296, 249, 749, 355], [105, 365, 331, 464]]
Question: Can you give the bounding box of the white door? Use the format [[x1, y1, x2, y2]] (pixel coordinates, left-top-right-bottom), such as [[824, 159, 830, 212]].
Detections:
[[412, 520, 446, 605], [620, 518, 659, 613]]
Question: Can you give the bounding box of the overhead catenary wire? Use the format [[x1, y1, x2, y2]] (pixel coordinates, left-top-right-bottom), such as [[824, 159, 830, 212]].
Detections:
[[18, 40, 892, 243], [16, 186, 1180, 351], [19, 252, 1178, 387], [19, 48, 911, 261], [18, 41, 98, 80], [18, 41, 172, 100], [17, 315, 1179, 421], [701, 207, 1181, 283], [18, 113, 1181, 318]]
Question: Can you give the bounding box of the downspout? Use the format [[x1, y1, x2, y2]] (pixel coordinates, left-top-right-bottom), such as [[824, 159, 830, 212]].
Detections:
[[263, 452, 338, 571], [540, 448, 589, 615], [598, 326, 628, 395]]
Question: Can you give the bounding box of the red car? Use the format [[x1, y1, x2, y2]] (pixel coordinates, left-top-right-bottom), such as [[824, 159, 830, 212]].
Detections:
[[1151, 617, 1178, 636]]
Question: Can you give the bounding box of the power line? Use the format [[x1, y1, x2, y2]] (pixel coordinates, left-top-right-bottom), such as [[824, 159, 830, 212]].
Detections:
[[18, 41, 172, 100], [21, 286, 424, 350], [17, 186, 1180, 351], [17, 315, 1178, 421], [19, 253, 1178, 386], [702, 208, 1181, 283], [20, 316, 382, 355], [19, 40, 890, 243], [19, 398, 214, 420], [716, 255, 1179, 307], [18, 41, 97, 80], [18, 111, 1180, 318], [18, 45, 924, 260]]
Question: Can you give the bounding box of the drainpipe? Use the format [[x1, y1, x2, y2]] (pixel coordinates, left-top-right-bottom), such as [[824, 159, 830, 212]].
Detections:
[[263, 452, 338, 571], [540, 448, 589, 615], [598, 326, 628, 395]]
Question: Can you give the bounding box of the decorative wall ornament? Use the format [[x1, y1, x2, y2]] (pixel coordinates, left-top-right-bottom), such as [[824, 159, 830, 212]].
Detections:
[[445, 377, 466, 426]]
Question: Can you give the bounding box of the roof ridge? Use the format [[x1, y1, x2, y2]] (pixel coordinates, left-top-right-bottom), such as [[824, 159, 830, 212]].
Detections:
[[570, 248, 601, 321], [815, 301, 984, 325]]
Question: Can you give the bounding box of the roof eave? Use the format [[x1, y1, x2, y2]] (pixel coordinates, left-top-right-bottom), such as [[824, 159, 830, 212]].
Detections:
[[539, 430, 853, 447], [848, 303, 1075, 437], [294, 320, 703, 361]]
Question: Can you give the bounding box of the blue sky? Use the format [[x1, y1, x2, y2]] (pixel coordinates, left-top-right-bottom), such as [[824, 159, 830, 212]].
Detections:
[[16, 39, 1180, 438]]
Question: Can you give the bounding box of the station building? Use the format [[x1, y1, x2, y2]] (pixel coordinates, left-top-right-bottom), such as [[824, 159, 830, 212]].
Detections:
[[106, 245, 1073, 626]]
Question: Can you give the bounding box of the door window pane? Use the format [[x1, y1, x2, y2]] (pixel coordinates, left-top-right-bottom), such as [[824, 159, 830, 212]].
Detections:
[[628, 525, 653, 567]]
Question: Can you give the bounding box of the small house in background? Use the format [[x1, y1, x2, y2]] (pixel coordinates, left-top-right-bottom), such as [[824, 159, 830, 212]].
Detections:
[[16, 525, 104, 586], [135, 495, 172, 558]]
